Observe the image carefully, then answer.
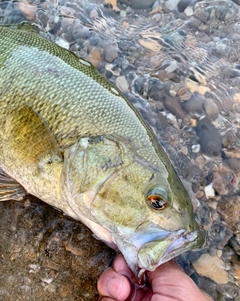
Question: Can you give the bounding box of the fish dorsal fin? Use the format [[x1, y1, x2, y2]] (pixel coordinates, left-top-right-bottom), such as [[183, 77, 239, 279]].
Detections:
[[3, 103, 62, 168], [0, 168, 27, 201]]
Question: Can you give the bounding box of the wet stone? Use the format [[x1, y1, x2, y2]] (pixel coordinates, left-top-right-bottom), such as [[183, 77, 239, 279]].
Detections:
[[192, 275, 219, 301], [217, 196, 240, 232], [218, 283, 239, 299], [192, 253, 229, 285], [212, 170, 228, 196], [222, 131, 237, 148], [203, 98, 219, 117], [222, 150, 240, 172], [182, 93, 205, 114], [115, 76, 129, 93], [164, 96, 186, 119], [103, 44, 119, 63], [196, 118, 222, 156], [155, 112, 169, 128], [124, 0, 156, 9], [234, 262, 240, 287], [230, 236, 240, 256]]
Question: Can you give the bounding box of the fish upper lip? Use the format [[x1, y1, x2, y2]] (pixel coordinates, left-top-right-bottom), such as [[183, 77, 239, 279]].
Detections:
[[163, 229, 199, 256], [130, 227, 199, 251]]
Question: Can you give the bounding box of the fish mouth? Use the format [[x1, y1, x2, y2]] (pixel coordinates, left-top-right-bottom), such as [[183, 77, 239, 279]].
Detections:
[[129, 227, 204, 278]]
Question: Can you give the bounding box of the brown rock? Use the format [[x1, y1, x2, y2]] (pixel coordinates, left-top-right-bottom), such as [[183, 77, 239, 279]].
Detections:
[[18, 2, 37, 20], [217, 196, 240, 232], [234, 262, 240, 287], [85, 48, 102, 67], [164, 96, 186, 119], [192, 253, 229, 285], [212, 171, 228, 195]]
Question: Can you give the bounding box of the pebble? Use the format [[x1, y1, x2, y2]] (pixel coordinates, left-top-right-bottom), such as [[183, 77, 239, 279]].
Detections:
[[164, 96, 186, 119], [115, 76, 129, 93], [55, 38, 69, 49], [182, 92, 205, 114], [203, 98, 219, 117], [217, 196, 240, 232], [165, 0, 180, 11], [192, 253, 229, 285], [177, 0, 194, 12], [85, 48, 102, 67], [120, 10, 127, 18], [234, 262, 240, 287], [204, 183, 215, 199], [212, 170, 228, 195], [218, 283, 239, 299], [125, 0, 156, 9], [147, 79, 165, 101], [196, 118, 222, 156], [222, 130, 237, 148], [191, 144, 200, 153], [18, 3, 37, 20], [222, 150, 240, 172], [103, 44, 119, 63], [185, 78, 210, 95], [155, 113, 169, 128]]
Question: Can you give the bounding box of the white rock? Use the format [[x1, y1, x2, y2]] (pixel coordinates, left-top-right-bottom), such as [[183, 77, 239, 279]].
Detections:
[[204, 183, 215, 199], [184, 6, 193, 16], [116, 76, 129, 93], [55, 38, 69, 50], [165, 0, 180, 10], [191, 144, 200, 153]]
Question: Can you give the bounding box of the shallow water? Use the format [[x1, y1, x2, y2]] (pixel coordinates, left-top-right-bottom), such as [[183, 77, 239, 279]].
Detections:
[[0, 0, 240, 300]]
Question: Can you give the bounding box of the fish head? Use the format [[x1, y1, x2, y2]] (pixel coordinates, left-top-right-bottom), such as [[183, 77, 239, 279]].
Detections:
[[63, 135, 204, 278]]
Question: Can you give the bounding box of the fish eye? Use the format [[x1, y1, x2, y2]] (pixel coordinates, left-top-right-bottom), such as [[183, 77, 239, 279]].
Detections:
[[146, 187, 168, 210]]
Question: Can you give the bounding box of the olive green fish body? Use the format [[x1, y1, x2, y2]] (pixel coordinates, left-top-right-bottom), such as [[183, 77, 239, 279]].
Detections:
[[0, 27, 203, 276]]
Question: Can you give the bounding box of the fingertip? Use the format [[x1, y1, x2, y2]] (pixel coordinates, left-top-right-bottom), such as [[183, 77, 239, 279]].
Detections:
[[98, 268, 131, 301], [112, 254, 129, 273]]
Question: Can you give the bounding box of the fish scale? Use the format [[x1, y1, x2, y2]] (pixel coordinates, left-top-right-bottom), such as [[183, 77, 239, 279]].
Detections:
[[0, 28, 160, 168]]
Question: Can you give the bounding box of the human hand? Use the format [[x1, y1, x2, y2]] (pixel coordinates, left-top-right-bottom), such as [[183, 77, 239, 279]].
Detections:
[[97, 254, 213, 301]]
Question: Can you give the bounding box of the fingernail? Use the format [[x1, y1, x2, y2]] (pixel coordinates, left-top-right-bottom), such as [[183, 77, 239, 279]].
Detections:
[[107, 277, 123, 299]]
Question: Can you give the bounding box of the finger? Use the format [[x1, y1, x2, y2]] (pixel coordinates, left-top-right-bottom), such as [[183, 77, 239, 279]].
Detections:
[[97, 267, 131, 301], [112, 255, 133, 275], [112, 254, 138, 285]]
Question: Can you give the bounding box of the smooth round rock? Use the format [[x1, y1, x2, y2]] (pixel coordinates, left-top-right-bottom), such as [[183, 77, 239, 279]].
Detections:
[[196, 118, 222, 156], [177, 0, 194, 12]]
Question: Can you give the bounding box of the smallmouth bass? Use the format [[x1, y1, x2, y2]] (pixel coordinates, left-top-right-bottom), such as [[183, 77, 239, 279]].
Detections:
[[0, 27, 204, 277]]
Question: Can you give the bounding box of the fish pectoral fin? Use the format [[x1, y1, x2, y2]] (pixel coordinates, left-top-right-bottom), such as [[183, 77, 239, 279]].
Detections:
[[4, 103, 63, 166], [0, 168, 27, 201]]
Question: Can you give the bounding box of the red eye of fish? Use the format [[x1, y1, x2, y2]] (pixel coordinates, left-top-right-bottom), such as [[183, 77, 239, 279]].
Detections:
[[147, 195, 167, 210]]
